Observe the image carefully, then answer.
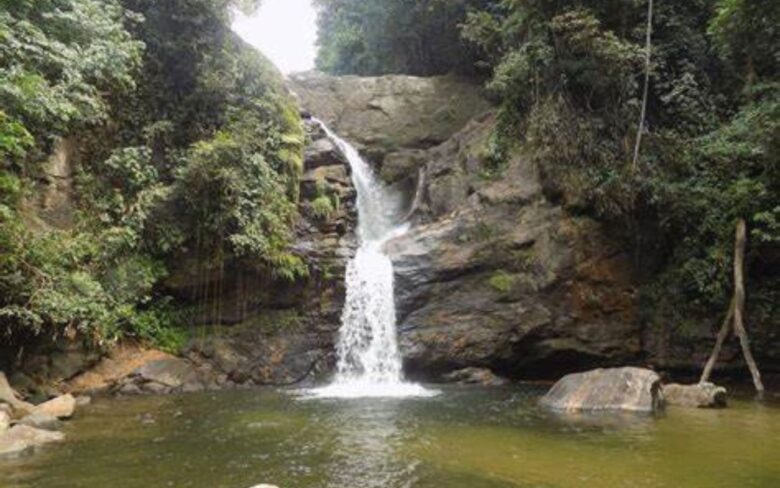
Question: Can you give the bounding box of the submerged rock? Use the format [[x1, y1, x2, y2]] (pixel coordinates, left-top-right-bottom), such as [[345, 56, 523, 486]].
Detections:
[[18, 412, 64, 431], [0, 425, 64, 458], [33, 394, 75, 419], [541, 367, 664, 413], [663, 383, 727, 408], [442, 367, 508, 386]]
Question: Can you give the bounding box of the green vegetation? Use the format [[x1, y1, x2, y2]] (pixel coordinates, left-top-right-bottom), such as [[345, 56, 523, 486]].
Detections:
[[316, 0, 779, 331], [314, 0, 491, 76], [488, 270, 515, 294], [0, 0, 305, 349]]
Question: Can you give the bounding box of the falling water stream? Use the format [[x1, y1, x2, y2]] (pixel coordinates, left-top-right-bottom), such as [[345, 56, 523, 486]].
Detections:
[[308, 120, 434, 399]]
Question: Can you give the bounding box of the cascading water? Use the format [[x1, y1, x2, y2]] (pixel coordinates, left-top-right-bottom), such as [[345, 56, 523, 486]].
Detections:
[[308, 120, 434, 399]]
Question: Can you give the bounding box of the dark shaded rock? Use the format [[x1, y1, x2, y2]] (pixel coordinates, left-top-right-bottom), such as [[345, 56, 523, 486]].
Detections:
[[540, 367, 663, 413], [663, 383, 727, 408], [0, 425, 64, 458], [442, 367, 508, 386], [18, 412, 64, 431]]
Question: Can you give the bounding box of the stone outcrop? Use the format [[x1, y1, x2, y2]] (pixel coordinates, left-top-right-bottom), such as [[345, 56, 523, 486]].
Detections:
[[662, 383, 727, 408], [540, 367, 664, 413], [289, 73, 641, 381]]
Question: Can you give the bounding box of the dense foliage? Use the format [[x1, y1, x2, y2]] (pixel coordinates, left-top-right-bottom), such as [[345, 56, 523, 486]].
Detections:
[[317, 0, 779, 332], [0, 0, 305, 350], [314, 0, 491, 76]]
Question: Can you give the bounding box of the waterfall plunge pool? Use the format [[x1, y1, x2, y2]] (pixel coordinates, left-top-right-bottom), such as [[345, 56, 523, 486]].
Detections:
[[2, 385, 779, 488]]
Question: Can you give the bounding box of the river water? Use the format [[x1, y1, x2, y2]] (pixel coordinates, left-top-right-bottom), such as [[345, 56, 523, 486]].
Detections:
[[1, 385, 778, 488]]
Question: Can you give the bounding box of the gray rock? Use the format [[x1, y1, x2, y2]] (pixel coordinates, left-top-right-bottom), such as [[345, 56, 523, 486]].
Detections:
[[540, 367, 664, 413], [663, 383, 727, 408], [133, 358, 200, 389], [304, 137, 346, 169], [0, 425, 65, 458], [442, 367, 508, 386], [18, 412, 64, 431]]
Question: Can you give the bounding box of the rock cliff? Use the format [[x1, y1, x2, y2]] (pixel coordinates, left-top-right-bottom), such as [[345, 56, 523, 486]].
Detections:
[[291, 73, 640, 380]]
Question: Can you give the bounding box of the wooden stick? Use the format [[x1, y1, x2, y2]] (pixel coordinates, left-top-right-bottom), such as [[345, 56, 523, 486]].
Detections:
[[732, 220, 765, 394], [700, 297, 734, 384], [632, 0, 654, 171]]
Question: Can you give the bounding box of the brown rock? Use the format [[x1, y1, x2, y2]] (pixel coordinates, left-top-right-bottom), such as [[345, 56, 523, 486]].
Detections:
[[33, 394, 75, 419]]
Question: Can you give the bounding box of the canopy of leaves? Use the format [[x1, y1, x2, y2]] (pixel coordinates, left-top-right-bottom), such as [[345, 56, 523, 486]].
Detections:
[[314, 0, 492, 76], [0, 0, 306, 349]]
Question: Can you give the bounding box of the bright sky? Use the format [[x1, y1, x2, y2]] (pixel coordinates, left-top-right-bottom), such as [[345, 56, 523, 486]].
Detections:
[[232, 0, 318, 75]]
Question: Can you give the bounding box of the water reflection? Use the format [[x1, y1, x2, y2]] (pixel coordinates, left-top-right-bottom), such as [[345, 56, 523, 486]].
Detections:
[[321, 398, 416, 488]]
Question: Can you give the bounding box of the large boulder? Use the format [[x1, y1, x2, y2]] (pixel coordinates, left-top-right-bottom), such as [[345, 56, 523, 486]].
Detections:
[[0, 425, 65, 458], [663, 383, 727, 408], [540, 367, 664, 413]]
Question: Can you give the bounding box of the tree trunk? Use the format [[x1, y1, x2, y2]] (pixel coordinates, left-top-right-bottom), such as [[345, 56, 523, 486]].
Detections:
[[700, 297, 735, 384], [732, 219, 765, 394], [632, 0, 653, 171]]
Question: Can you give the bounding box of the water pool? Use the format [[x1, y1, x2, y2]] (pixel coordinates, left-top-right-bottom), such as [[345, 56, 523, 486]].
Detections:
[[1, 385, 778, 488]]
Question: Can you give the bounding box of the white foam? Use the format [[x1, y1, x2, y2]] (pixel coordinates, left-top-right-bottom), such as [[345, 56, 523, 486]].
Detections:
[[303, 380, 438, 400], [304, 120, 433, 400]]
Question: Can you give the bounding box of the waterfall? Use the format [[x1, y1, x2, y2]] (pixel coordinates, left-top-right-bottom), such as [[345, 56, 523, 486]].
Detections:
[[308, 120, 433, 399]]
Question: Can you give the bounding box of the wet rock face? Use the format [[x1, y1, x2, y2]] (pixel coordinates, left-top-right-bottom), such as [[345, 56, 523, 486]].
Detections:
[[540, 367, 664, 413], [290, 73, 639, 382], [386, 115, 639, 380]]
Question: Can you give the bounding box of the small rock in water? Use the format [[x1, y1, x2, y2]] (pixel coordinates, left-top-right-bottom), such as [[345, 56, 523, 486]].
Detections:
[[249, 485, 280, 488], [442, 367, 508, 386], [75, 395, 92, 408], [33, 394, 76, 419], [18, 412, 64, 431], [541, 367, 663, 413], [663, 383, 727, 408], [0, 425, 65, 458]]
